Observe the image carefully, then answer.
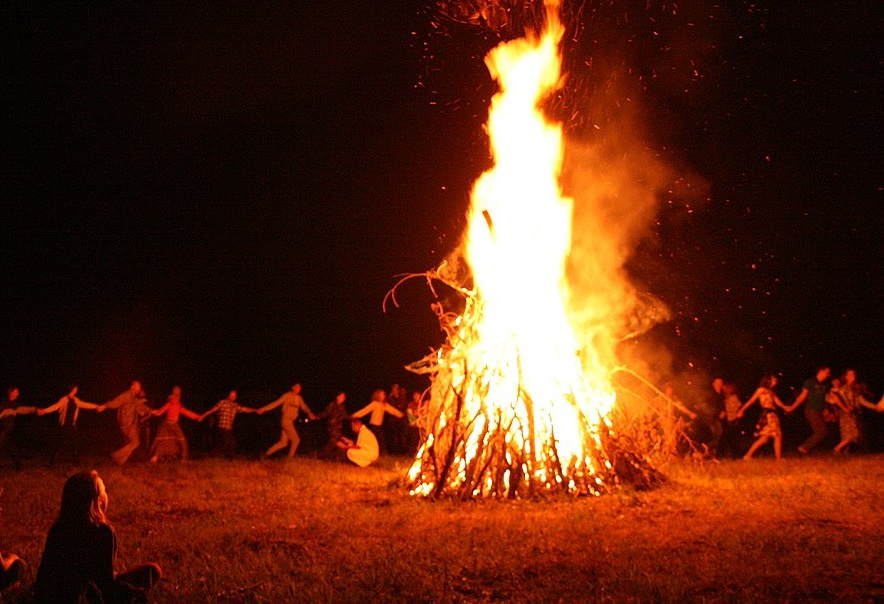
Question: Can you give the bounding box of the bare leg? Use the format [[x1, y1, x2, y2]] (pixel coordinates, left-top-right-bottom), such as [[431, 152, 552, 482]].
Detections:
[[773, 434, 782, 460], [743, 435, 769, 460], [283, 421, 300, 459], [264, 430, 290, 458]]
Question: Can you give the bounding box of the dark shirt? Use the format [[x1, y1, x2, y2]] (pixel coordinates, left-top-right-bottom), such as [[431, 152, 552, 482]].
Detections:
[[802, 378, 830, 412], [34, 520, 129, 603], [319, 402, 349, 444]]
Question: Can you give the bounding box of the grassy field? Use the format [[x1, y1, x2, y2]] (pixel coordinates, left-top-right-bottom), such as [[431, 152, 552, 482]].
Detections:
[[2, 454, 883, 603]]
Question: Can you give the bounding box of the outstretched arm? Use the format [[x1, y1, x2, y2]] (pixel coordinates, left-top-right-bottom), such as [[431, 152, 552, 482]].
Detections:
[[774, 394, 790, 412], [855, 394, 879, 411], [788, 388, 809, 413], [102, 392, 128, 410], [38, 396, 66, 417], [351, 403, 373, 419], [737, 390, 760, 417], [258, 396, 285, 415], [74, 397, 100, 411], [200, 402, 221, 421], [180, 406, 202, 421], [299, 400, 316, 420], [384, 403, 405, 419]]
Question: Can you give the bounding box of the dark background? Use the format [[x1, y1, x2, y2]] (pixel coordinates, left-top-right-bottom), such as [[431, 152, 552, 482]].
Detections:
[[2, 1, 881, 418]]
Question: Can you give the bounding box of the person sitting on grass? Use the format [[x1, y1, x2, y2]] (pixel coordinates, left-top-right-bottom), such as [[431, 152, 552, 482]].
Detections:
[[336, 417, 379, 468], [199, 390, 258, 460], [0, 488, 25, 595], [737, 374, 790, 460], [34, 469, 162, 603]]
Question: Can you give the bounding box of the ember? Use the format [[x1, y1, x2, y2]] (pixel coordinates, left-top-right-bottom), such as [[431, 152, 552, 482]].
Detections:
[[403, 1, 660, 498]]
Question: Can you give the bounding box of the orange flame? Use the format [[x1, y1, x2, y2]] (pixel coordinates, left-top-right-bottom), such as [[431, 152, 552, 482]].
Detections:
[[407, 1, 658, 497]]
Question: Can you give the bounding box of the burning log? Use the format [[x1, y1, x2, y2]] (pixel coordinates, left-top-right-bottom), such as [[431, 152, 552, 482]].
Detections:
[[391, 271, 661, 499]]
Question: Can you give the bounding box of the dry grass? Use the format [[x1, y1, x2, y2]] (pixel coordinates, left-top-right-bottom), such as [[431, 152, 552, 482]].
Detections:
[[2, 454, 884, 603]]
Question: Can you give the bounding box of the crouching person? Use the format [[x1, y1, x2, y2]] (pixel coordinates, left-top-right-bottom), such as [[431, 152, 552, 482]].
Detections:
[[337, 417, 379, 468], [34, 470, 162, 603]]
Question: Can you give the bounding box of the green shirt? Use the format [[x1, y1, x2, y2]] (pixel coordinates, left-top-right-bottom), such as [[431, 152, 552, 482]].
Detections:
[[802, 378, 829, 412]]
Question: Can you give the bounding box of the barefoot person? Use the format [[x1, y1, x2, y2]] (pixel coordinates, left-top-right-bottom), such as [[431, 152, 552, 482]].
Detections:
[[737, 374, 790, 460], [259, 383, 316, 460], [34, 470, 162, 603]]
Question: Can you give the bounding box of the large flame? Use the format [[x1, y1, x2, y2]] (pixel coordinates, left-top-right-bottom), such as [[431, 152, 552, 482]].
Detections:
[[407, 2, 656, 497]]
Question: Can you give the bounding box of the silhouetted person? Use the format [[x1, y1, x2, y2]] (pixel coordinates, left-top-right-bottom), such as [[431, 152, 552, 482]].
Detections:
[[34, 469, 162, 603], [0, 387, 36, 470], [0, 488, 25, 594], [315, 391, 349, 459], [790, 366, 831, 454], [38, 385, 100, 466]]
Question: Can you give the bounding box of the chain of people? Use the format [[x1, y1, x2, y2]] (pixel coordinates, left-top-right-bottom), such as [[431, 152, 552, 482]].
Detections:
[[648, 366, 884, 460], [0, 381, 427, 471], [3, 365, 884, 475]]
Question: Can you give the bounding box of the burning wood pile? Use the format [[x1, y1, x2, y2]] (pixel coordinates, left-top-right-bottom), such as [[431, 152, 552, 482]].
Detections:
[[399, 1, 662, 498]]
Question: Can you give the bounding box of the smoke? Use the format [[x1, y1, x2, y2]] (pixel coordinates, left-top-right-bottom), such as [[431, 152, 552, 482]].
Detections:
[[560, 101, 673, 370]]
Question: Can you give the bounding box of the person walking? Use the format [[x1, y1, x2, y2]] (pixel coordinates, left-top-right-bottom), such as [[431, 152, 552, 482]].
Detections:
[[258, 383, 316, 460], [789, 366, 832, 455], [99, 381, 153, 465]]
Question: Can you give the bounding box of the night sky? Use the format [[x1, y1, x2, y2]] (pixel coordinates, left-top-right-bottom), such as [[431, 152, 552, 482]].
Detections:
[[2, 1, 882, 407]]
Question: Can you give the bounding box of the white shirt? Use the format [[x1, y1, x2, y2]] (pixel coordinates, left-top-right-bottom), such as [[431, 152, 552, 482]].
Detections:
[[347, 425, 379, 467]]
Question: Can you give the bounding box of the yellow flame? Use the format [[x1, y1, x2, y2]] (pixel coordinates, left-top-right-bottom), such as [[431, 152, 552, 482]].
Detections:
[[467, 11, 614, 460], [409, 3, 632, 497]]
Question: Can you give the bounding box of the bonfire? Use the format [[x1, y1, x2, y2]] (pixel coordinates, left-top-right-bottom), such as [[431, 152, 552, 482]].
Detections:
[[398, 1, 662, 498]]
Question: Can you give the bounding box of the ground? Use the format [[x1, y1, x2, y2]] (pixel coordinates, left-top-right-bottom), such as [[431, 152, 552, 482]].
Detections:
[[2, 454, 883, 602]]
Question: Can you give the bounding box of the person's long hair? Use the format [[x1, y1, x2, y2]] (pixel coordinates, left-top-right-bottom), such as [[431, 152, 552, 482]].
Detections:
[[758, 374, 777, 390], [57, 470, 107, 527]]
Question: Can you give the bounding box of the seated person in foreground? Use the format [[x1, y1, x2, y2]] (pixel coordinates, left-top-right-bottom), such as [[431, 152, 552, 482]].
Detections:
[[34, 470, 162, 603], [1, 488, 25, 593], [336, 417, 379, 468]]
